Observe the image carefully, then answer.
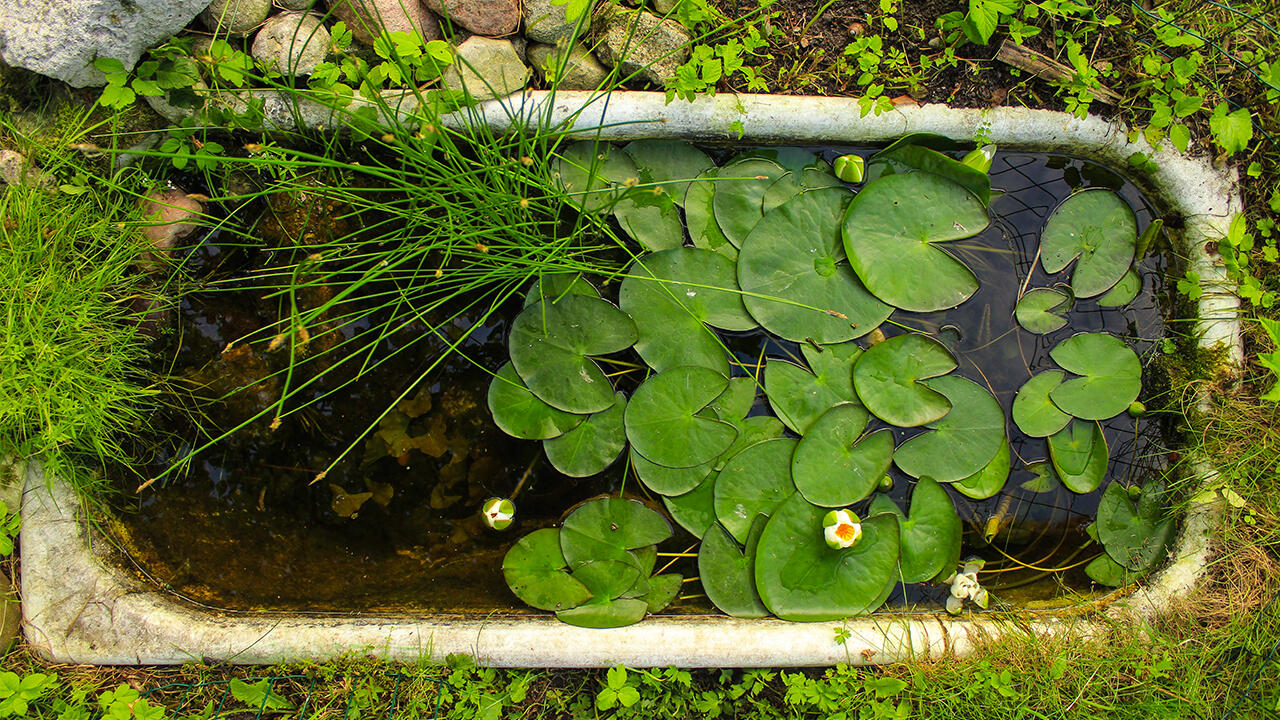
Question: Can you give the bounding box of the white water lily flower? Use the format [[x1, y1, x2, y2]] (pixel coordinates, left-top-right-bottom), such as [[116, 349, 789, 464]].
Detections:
[[482, 497, 515, 531], [822, 509, 862, 549], [943, 558, 988, 615]]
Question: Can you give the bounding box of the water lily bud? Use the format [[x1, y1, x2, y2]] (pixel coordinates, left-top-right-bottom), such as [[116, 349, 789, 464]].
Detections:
[[961, 144, 997, 173], [481, 497, 515, 530], [877, 475, 894, 493], [1127, 485, 1143, 501], [833, 154, 865, 183], [1128, 400, 1147, 417], [822, 508, 862, 549]]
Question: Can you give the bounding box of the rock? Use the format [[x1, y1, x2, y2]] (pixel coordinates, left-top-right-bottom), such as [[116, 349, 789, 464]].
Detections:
[[527, 41, 607, 90], [440, 36, 530, 99], [328, 0, 442, 45], [0, 573, 18, 654], [140, 189, 204, 269], [275, 0, 313, 8], [144, 78, 208, 124], [509, 36, 527, 63], [252, 12, 330, 76], [201, 0, 274, 36], [524, 0, 593, 44], [653, 0, 679, 14], [590, 4, 690, 87], [0, 149, 52, 189], [0, 0, 209, 87], [424, 0, 519, 36]]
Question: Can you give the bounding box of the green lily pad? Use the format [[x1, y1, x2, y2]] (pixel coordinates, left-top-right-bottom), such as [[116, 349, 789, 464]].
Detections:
[[522, 273, 599, 307], [761, 172, 803, 214], [663, 471, 719, 539], [952, 437, 1011, 500], [625, 366, 738, 468], [684, 168, 736, 260], [754, 493, 901, 622], [1015, 287, 1072, 334], [570, 558, 641, 600], [1048, 333, 1142, 421], [1048, 419, 1108, 493], [1011, 370, 1072, 438], [1097, 269, 1141, 307], [509, 295, 638, 414], [644, 573, 684, 613], [869, 477, 961, 583], [842, 171, 989, 312], [714, 415, 787, 471], [622, 139, 715, 204], [1085, 551, 1146, 587], [556, 597, 649, 628], [713, 157, 788, 247], [698, 517, 770, 618], [1097, 481, 1175, 572], [632, 449, 716, 496], [1020, 460, 1062, 493], [543, 392, 627, 477], [764, 342, 863, 435], [792, 404, 893, 507], [614, 192, 685, 251], [853, 333, 957, 428], [709, 376, 757, 422], [559, 497, 673, 567], [502, 528, 593, 611], [554, 141, 638, 213], [488, 362, 586, 440], [871, 142, 992, 206], [894, 376, 1005, 483], [713, 438, 798, 544], [1040, 190, 1137, 298], [739, 188, 891, 343]]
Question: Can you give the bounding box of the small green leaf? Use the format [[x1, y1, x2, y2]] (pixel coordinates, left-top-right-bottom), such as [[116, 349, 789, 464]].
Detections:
[[1015, 287, 1072, 334], [853, 333, 956, 428]]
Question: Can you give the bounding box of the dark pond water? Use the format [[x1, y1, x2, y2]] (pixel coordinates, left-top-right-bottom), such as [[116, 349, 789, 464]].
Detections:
[[106, 148, 1180, 614]]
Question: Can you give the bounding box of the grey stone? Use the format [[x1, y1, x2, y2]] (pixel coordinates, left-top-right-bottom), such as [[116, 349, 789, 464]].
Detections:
[[0, 0, 209, 87], [328, 0, 443, 45], [424, 0, 519, 37], [201, 0, 274, 36], [590, 4, 690, 87], [527, 41, 607, 91], [0, 573, 17, 655], [275, 0, 314, 8], [0, 149, 53, 189], [441, 36, 530, 100], [523, 0, 593, 44], [252, 11, 330, 76], [144, 78, 208, 124], [653, 0, 679, 14]]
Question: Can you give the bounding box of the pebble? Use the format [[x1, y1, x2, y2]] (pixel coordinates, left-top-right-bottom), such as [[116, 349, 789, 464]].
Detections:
[[524, 0, 593, 45], [328, 0, 442, 45], [139, 188, 204, 271], [252, 11, 330, 76], [590, 4, 690, 86], [527, 41, 607, 91], [201, 0, 273, 36], [440, 36, 530, 99], [424, 0, 520, 36]]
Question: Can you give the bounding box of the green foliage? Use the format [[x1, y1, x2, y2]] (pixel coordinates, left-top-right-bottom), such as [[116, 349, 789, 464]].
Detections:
[[596, 667, 640, 711], [0, 501, 17, 557], [228, 679, 293, 712], [0, 672, 57, 717], [98, 685, 165, 720]]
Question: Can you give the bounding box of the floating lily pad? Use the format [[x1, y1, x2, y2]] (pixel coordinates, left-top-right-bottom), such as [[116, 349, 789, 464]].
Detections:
[[792, 403, 893, 507], [1020, 460, 1062, 494], [1011, 370, 1072, 438], [754, 493, 900, 622], [1048, 419, 1108, 493], [623, 139, 715, 204], [626, 366, 738, 468], [1097, 481, 1175, 572], [570, 558, 641, 600], [663, 471, 719, 539], [523, 273, 599, 307], [1015, 287, 1072, 334], [714, 415, 787, 471], [554, 141, 637, 212], [1084, 552, 1146, 587], [842, 171, 989, 312], [543, 392, 627, 477], [853, 333, 956, 428], [952, 438, 1011, 500], [614, 193, 685, 251], [559, 497, 673, 567], [714, 438, 798, 543], [713, 157, 788, 247], [1048, 332, 1142, 421], [632, 449, 715, 496], [488, 362, 586, 440], [644, 573, 684, 613], [684, 168, 736, 260], [698, 517, 770, 618], [1098, 269, 1141, 307], [509, 295, 638, 414], [765, 342, 863, 435], [556, 597, 649, 628], [869, 477, 961, 583], [871, 142, 992, 206], [894, 376, 1005, 483], [502, 528, 593, 611], [1040, 190, 1137, 298], [708, 376, 757, 422], [739, 188, 891, 343]]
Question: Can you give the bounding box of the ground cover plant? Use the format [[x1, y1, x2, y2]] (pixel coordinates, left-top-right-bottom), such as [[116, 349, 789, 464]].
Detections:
[[2, 0, 1280, 716]]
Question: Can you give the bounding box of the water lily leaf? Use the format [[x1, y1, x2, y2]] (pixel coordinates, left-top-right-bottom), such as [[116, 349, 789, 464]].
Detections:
[[952, 437, 1011, 500], [1085, 551, 1146, 587], [509, 295, 637, 414], [713, 157, 788, 247], [894, 376, 1005, 483], [543, 392, 627, 477], [842, 171, 989, 312], [632, 448, 715, 496], [684, 168, 736, 260], [614, 193, 685, 251], [625, 366, 738, 468], [1011, 370, 1072, 438], [622, 139, 715, 204], [522, 273, 599, 307], [502, 528, 593, 611], [764, 342, 863, 435], [1019, 460, 1062, 493], [715, 415, 787, 471], [1048, 332, 1142, 421], [853, 333, 956, 428], [761, 172, 803, 214], [1048, 419, 1108, 493], [792, 404, 893, 507], [869, 477, 961, 583], [739, 188, 891, 343], [754, 493, 900, 622], [709, 376, 757, 422], [556, 597, 649, 628], [570, 558, 641, 600], [488, 362, 586, 440], [871, 142, 992, 206], [698, 517, 770, 618], [714, 438, 798, 544], [1015, 287, 1072, 334], [643, 573, 684, 613], [559, 497, 673, 567], [554, 141, 638, 212], [1097, 481, 1175, 571], [1040, 190, 1137, 298], [663, 471, 719, 539], [1097, 269, 1141, 307], [1136, 218, 1164, 259]]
